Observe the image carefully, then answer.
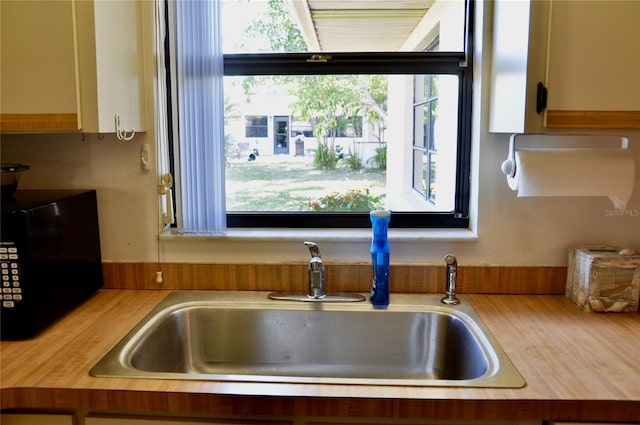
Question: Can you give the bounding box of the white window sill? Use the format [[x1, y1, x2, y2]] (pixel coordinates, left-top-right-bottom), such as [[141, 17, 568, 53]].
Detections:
[[161, 227, 478, 242]]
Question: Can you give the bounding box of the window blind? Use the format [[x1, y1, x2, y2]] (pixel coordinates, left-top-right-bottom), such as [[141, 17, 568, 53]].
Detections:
[[173, 0, 226, 234]]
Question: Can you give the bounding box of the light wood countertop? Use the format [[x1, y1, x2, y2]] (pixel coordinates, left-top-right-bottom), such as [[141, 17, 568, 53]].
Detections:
[[1, 289, 639, 422]]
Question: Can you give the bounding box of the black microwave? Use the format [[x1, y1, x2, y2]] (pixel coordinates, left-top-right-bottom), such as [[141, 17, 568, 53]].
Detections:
[[1, 190, 103, 339]]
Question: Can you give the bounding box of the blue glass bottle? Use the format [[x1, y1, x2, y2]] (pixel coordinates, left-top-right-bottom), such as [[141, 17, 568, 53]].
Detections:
[[370, 210, 391, 308]]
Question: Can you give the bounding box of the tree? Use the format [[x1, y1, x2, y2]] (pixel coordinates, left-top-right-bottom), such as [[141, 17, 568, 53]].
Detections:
[[290, 75, 363, 168], [242, 0, 389, 167], [244, 0, 307, 53]]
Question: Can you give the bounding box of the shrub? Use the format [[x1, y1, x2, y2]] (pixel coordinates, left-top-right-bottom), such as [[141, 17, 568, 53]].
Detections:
[[345, 145, 363, 170], [308, 188, 383, 212], [313, 142, 339, 169], [367, 145, 387, 170]]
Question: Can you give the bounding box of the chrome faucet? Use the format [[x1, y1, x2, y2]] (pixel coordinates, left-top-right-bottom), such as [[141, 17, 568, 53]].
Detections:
[[267, 241, 364, 303], [441, 254, 460, 305], [304, 241, 325, 299]]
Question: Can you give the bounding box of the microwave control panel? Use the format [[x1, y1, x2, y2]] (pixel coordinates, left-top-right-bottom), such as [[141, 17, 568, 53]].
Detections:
[[0, 241, 22, 308]]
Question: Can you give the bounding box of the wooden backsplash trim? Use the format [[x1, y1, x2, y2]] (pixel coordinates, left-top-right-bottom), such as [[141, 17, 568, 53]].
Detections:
[[102, 263, 567, 294]]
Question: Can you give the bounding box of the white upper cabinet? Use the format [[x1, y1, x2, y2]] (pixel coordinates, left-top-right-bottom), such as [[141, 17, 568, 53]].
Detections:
[[489, 0, 549, 133], [544, 0, 640, 129], [75, 0, 147, 134], [0, 0, 80, 132], [0, 0, 146, 134], [489, 0, 640, 133]]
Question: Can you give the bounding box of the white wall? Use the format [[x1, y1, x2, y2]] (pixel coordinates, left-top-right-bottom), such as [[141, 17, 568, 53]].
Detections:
[[1, 132, 159, 263], [2, 1, 638, 267]]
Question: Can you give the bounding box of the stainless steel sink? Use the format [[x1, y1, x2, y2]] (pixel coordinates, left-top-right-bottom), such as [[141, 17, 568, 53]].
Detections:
[[91, 291, 525, 387]]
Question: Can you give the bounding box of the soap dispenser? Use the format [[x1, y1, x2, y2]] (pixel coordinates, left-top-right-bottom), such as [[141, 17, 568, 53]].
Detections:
[[370, 209, 391, 308]]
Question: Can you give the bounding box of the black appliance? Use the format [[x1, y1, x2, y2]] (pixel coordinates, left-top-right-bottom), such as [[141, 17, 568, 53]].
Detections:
[[1, 190, 103, 339]]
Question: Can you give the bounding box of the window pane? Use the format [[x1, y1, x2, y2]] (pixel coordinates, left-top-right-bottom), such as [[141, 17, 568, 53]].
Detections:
[[429, 152, 437, 202], [222, 0, 467, 54], [428, 99, 437, 150], [245, 115, 268, 137], [413, 104, 428, 149], [225, 74, 459, 213], [413, 149, 427, 198]]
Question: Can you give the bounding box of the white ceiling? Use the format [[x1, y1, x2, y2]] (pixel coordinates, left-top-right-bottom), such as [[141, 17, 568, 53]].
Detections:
[[286, 0, 437, 52]]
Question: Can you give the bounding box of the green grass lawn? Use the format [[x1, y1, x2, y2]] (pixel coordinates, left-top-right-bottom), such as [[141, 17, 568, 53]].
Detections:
[[225, 156, 386, 211]]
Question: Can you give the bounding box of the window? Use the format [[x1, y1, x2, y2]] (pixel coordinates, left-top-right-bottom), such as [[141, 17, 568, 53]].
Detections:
[[331, 116, 363, 138], [413, 38, 444, 205], [245, 115, 268, 138], [167, 0, 473, 232]]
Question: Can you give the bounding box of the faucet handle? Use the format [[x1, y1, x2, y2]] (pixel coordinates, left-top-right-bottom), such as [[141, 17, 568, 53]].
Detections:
[[445, 254, 457, 268], [304, 241, 325, 298], [304, 241, 321, 259], [304, 241, 324, 273]]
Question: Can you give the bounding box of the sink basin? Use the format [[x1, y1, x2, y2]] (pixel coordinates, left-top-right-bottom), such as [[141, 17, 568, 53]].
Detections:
[[91, 291, 525, 387]]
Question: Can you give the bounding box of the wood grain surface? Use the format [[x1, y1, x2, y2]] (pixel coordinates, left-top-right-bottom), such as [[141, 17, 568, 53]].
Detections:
[[545, 110, 640, 129], [1, 290, 638, 422], [0, 113, 79, 132], [102, 263, 567, 294]]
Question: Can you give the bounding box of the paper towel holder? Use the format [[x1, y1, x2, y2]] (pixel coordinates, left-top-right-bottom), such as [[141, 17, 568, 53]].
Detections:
[[501, 134, 629, 178]]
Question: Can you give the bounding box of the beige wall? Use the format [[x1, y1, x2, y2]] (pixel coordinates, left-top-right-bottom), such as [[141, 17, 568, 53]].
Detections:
[[2, 2, 638, 267]]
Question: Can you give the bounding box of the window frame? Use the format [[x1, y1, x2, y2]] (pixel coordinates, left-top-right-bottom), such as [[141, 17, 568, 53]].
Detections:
[[168, 2, 474, 230], [224, 49, 472, 228]]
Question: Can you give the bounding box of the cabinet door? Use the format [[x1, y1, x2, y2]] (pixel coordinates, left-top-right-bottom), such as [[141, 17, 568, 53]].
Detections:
[[544, 0, 640, 129], [75, 0, 147, 134], [0, 0, 80, 132], [86, 418, 198, 425], [85, 417, 288, 425], [488, 0, 549, 133], [0, 413, 74, 425]]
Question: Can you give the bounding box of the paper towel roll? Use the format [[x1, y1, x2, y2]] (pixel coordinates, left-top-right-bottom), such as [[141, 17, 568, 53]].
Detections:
[[507, 148, 635, 209]]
